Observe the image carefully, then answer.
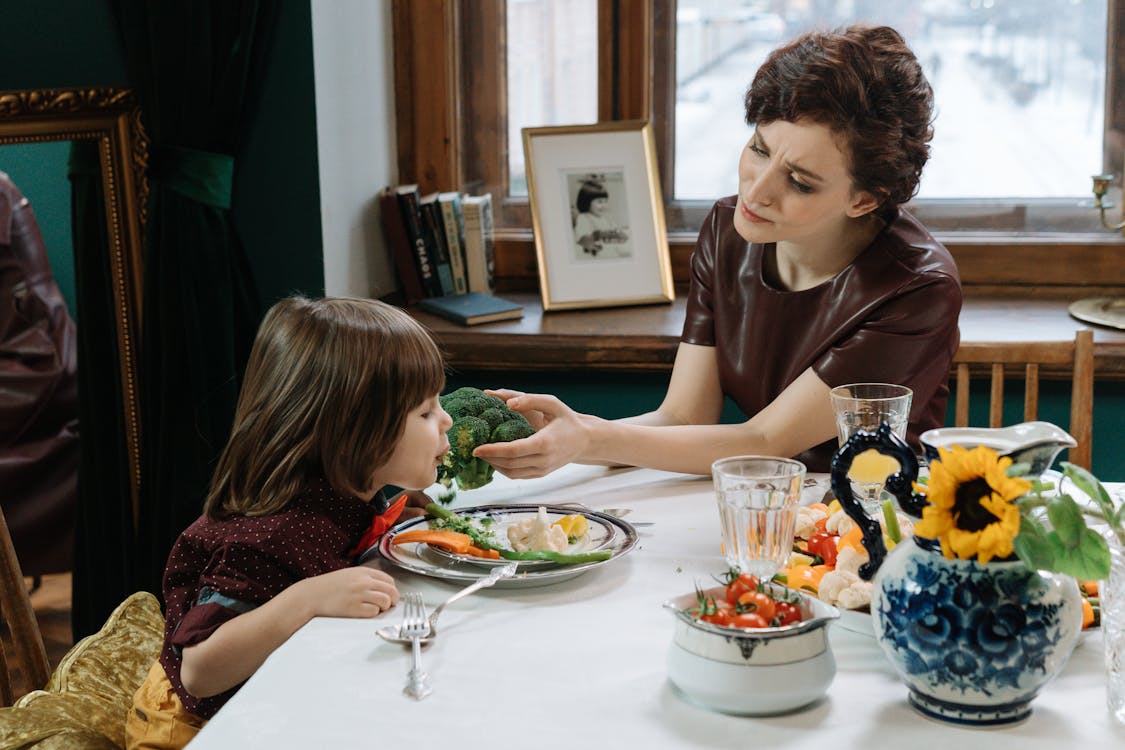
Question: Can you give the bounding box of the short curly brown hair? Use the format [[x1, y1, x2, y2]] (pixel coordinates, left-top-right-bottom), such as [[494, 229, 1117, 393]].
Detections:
[[743, 25, 934, 208]]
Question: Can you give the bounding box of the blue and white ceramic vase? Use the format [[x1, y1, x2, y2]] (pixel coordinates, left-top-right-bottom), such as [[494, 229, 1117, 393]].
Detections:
[[871, 538, 1082, 727]]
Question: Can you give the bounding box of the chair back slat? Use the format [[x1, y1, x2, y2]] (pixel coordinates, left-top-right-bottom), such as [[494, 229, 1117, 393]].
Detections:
[[955, 363, 970, 427], [989, 363, 1004, 427], [1069, 330, 1095, 469], [950, 331, 1095, 470], [1024, 363, 1039, 421]]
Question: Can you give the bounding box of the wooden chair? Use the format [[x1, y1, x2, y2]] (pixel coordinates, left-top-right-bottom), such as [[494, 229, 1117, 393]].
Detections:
[[950, 330, 1094, 469], [0, 505, 49, 706]]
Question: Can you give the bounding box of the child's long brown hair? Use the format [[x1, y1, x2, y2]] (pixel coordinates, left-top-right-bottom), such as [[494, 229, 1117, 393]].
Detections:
[[204, 296, 446, 519]]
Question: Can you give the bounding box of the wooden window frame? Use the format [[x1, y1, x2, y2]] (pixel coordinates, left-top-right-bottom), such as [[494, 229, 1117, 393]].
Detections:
[[392, 0, 1125, 296]]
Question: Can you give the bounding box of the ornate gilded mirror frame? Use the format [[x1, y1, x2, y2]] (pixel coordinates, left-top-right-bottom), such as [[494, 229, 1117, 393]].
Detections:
[[0, 86, 146, 519]]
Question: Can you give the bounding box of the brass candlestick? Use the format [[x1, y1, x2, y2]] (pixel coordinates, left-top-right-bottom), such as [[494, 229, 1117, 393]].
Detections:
[[1090, 173, 1125, 231]]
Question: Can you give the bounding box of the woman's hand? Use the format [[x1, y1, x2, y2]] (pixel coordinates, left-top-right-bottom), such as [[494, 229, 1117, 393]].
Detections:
[[474, 391, 593, 478], [289, 566, 399, 619]]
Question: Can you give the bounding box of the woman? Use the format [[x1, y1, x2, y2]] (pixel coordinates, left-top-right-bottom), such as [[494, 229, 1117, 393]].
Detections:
[[476, 25, 961, 477]]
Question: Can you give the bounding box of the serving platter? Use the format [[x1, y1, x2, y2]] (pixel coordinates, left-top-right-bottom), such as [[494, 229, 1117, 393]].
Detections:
[[366, 503, 638, 588]]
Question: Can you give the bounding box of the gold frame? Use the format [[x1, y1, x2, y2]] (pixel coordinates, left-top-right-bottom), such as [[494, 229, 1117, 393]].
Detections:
[[0, 86, 146, 521], [523, 120, 674, 311]]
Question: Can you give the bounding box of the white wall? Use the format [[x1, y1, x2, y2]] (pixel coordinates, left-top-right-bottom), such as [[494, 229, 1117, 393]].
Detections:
[[310, 0, 397, 298]]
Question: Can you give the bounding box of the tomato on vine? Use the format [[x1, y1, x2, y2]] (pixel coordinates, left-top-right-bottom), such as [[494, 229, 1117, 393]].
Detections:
[[737, 590, 777, 622], [722, 570, 760, 602]]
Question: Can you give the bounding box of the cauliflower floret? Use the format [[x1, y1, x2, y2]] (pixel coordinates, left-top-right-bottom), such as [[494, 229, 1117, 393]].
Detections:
[[507, 507, 568, 553], [794, 506, 829, 540], [825, 508, 856, 536], [893, 513, 915, 540], [834, 545, 867, 576], [817, 568, 873, 610]]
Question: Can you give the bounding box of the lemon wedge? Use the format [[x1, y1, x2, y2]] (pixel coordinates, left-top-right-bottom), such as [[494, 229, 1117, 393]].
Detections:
[[553, 514, 588, 539], [788, 551, 816, 566]]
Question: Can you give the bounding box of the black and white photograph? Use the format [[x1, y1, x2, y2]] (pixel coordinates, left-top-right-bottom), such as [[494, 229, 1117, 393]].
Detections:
[[522, 121, 672, 310], [566, 171, 631, 260]]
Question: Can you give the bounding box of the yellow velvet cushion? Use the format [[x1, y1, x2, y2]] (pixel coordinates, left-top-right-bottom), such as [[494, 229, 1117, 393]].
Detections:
[[0, 591, 165, 750]]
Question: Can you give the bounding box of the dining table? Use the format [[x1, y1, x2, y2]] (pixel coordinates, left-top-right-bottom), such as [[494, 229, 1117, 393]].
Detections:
[[187, 464, 1125, 749]]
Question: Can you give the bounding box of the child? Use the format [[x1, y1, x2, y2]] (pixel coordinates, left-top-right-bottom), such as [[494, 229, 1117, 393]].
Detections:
[[572, 178, 629, 257], [125, 296, 451, 748]]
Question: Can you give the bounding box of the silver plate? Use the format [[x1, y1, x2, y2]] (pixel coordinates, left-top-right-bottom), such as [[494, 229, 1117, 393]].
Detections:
[[364, 503, 638, 588]]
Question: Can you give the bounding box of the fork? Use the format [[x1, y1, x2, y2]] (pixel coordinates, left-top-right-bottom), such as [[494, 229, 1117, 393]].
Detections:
[[401, 592, 432, 700]]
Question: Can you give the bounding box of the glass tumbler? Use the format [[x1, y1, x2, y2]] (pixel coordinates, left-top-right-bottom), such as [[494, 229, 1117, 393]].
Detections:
[[711, 456, 806, 579], [1104, 541, 1125, 725]]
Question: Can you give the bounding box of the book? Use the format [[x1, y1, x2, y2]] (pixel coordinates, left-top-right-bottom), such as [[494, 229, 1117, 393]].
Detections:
[[418, 292, 523, 326], [419, 192, 456, 295], [395, 184, 444, 297], [378, 187, 426, 305], [461, 193, 495, 294], [438, 191, 469, 295]]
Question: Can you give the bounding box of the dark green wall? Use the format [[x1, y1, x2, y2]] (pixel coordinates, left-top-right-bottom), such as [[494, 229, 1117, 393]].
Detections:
[[0, 0, 325, 318], [231, 0, 324, 306], [1, 142, 76, 315]]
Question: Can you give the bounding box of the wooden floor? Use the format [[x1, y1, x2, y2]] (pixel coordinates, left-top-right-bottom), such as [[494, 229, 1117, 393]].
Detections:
[[1, 572, 74, 700]]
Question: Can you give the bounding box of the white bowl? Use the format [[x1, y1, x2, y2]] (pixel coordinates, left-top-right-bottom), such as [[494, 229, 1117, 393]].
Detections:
[[663, 584, 840, 715]]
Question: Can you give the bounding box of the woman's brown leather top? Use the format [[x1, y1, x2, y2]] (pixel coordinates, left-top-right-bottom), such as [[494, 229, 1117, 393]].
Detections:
[[682, 196, 962, 471]]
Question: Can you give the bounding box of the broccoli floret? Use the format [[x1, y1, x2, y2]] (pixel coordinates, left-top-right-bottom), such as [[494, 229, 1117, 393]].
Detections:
[[438, 386, 536, 494], [491, 416, 534, 443]]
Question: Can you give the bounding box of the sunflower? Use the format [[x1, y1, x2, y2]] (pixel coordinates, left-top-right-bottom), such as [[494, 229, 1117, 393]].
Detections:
[[913, 445, 1031, 564]]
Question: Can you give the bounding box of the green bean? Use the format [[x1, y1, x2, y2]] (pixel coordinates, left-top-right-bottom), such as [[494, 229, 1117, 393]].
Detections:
[[498, 549, 612, 564]]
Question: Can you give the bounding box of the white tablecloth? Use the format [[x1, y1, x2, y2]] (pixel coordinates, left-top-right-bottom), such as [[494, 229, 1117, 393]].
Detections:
[[188, 466, 1125, 749]]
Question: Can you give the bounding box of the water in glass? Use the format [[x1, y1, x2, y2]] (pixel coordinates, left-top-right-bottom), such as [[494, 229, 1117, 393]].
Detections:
[[712, 456, 805, 579]]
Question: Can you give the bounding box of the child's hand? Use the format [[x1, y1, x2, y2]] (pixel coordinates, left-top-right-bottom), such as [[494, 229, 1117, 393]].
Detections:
[[293, 567, 399, 618], [395, 489, 434, 522]]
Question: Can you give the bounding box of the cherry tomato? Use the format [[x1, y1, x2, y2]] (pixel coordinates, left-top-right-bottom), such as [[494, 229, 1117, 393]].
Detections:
[[808, 531, 839, 567], [725, 573, 759, 603], [737, 591, 777, 622], [729, 612, 769, 629], [698, 598, 734, 626], [774, 601, 802, 626]]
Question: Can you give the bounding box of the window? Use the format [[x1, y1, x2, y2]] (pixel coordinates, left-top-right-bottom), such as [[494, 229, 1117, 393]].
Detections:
[[393, 0, 1125, 289], [506, 0, 599, 196], [671, 0, 1113, 232]]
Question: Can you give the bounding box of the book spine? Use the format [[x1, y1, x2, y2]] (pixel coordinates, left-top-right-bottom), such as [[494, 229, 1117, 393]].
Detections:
[[438, 194, 468, 295], [462, 194, 495, 294], [419, 196, 455, 295], [397, 187, 444, 297], [478, 194, 495, 293], [378, 188, 425, 304]]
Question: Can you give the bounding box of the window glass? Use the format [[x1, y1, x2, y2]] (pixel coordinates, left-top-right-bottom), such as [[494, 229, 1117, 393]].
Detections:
[[507, 0, 599, 196], [674, 0, 1107, 201]]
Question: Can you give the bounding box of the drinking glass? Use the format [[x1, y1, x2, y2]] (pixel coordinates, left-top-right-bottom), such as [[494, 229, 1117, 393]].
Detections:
[[830, 383, 913, 514], [711, 456, 806, 579]]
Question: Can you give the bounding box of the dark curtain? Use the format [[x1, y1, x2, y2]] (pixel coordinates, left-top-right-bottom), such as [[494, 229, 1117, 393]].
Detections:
[[68, 140, 136, 637], [70, 0, 278, 634]]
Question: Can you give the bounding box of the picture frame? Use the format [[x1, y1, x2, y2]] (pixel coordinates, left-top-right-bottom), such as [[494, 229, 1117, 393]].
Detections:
[[522, 120, 674, 311]]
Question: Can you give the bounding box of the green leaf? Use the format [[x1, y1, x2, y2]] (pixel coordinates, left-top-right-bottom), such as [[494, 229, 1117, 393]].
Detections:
[[1046, 494, 1086, 548], [1045, 528, 1110, 580], [1013, 519, 1056, 572], [1061, 462, 1117, 524], [1006, 462, 1032, 478]]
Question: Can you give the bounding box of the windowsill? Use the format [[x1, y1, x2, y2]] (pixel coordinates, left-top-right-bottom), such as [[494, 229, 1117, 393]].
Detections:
[[410, 291, 1125, 378]]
